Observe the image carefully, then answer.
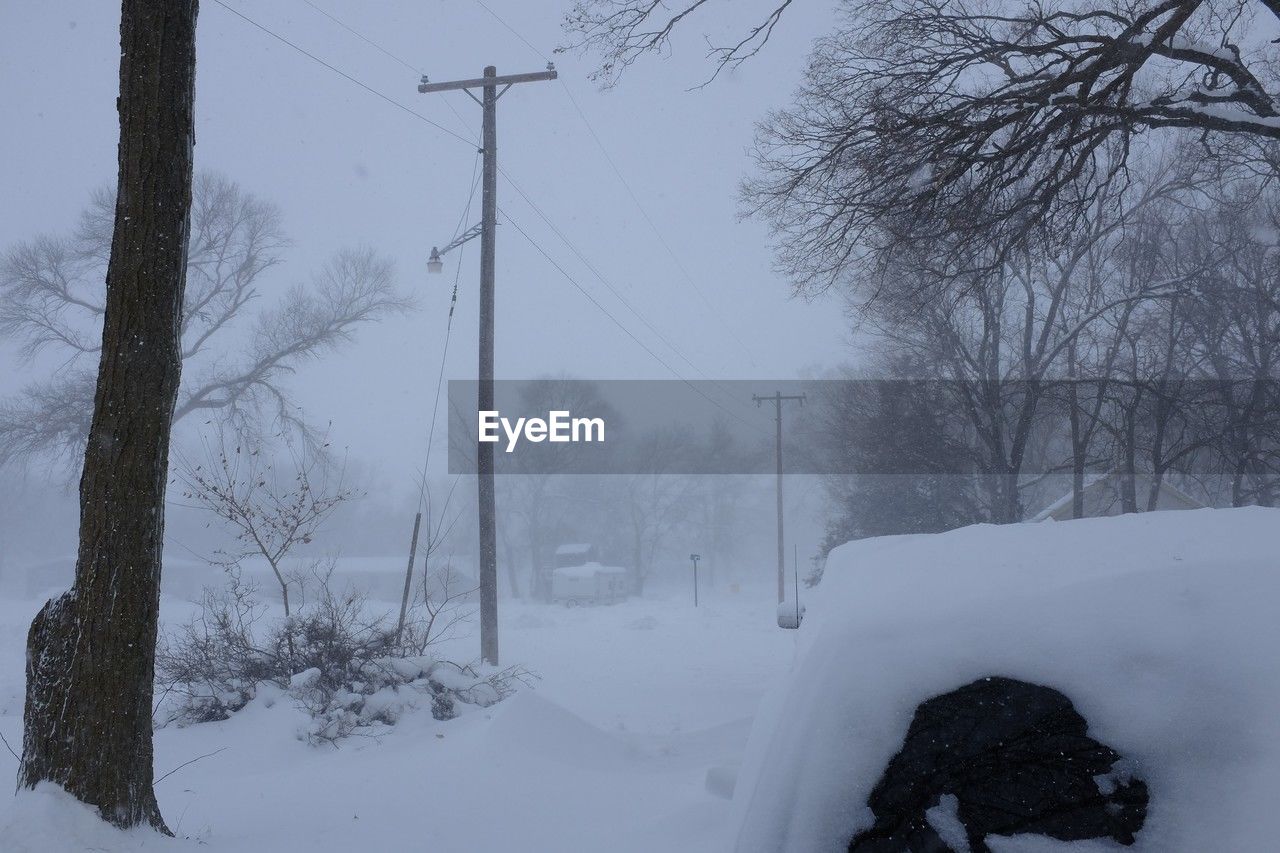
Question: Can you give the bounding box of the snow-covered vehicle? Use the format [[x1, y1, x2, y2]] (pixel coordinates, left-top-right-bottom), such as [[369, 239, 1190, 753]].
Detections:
[[551, 562, 628, 606], [729, 508, 1280, 852]]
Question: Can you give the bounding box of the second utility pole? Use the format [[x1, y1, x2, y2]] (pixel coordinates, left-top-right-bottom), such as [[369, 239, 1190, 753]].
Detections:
[[754, 391, 805, 603], [419, 64, 557, 666]]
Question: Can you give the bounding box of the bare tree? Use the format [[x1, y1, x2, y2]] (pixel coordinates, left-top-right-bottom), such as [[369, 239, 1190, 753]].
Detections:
[[854, 155, 1209, 520], [0, 172, 409, 466], [497, 377, 618, 600], [1180, 189, 1280, 504], [569, 0, 1280, 282], [1049, 178, 1205, 515], [570, 0, 1280, 525], [395, 475, 465, 645], [405, 557, 480, 653], [752, 0, 1280, 284], [19, 0, 197, 832], [177, 432, 355, 621], [803, 361, 985, 545], [608, 427, 701, 594]]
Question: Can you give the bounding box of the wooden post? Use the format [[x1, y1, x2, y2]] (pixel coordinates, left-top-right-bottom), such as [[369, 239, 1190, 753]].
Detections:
[[395, 511, 423, 645]]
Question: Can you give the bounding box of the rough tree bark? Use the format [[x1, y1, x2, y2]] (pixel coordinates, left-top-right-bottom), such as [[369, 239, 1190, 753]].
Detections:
[[19, 0, 198, 833]]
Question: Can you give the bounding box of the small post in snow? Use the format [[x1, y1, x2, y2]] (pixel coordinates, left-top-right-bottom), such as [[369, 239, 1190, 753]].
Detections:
[[690, 553, 701, 607]]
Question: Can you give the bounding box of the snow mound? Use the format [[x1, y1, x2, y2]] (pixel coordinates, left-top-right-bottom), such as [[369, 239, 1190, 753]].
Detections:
[[731, 507, 1280, 852], [0, 783, 188, 852], [483, 690, 631, 769]]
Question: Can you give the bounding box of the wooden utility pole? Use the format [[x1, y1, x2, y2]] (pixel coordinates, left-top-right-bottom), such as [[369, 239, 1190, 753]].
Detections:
[[419, 64, 556, 666], [753, 392, 805, 603]]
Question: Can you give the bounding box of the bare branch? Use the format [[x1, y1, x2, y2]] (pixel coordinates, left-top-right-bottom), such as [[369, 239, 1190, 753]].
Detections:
[[744, 0, 1280, 290], [560, 0, 797, 87]]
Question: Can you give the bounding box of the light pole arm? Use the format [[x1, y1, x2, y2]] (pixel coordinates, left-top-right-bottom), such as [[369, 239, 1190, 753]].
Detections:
[[433, 223, 483, 259]]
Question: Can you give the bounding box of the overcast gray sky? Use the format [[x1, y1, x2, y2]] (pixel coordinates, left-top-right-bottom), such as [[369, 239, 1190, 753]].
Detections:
[[0, 0, 850, 487]]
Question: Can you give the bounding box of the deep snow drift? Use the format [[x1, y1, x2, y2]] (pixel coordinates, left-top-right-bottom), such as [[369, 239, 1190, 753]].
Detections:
[[1, 508, 1276, 851], [732, 507, 1280, 852], [0, 587, 793, 852]]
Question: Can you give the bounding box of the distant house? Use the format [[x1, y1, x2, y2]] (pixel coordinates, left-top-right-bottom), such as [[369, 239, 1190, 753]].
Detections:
[[1033, 473, 1204, 522], [534, 543, 602, 601], [553, 543, 598, 567]]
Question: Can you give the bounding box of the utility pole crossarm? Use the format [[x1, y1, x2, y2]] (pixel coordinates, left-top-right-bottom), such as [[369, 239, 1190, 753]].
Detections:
[[418, 68, 557, 94], [752, 393, 807, 405]]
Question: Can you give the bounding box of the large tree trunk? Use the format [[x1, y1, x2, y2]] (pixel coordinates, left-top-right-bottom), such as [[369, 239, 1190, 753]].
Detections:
[[19, 0, 198, 833]]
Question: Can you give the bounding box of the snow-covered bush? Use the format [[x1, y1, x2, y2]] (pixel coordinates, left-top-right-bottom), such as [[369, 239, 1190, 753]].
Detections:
[[157, 572, 533, 740], [155, 578, 276, 723], [289, 654, 524, 744]]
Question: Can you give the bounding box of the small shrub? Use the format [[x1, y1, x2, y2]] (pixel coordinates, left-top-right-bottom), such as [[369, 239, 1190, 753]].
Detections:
[[157, 571, 534, 741]]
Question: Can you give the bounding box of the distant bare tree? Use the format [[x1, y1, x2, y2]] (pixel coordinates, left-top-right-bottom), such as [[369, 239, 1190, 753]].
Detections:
[[609, 427, 701, 594], [1179, 189, 1280, 504], [498, 377, 618, 600], [0, 172, 409, 466], [856, 157, 1209, 520]]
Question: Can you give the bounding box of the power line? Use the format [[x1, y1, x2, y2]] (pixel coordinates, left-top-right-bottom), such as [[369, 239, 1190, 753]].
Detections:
[[299, 0, 421, 76], [501, 208, 758, 431], [416, 152, 482, 513], [467, 0, 758, 365], [499, 209, 682, 381], [556, 85, 758, 364], [497, 167, 758, 418], [211, 0, 474, 148], [294, 0, 482, 145], [471, 0, 549, 62], [450, 153, 484, 243], [498, 171, 720, 384], [289, 0, 740, 405], [281, 0, 486, 497], [218, 0, 748, 421]]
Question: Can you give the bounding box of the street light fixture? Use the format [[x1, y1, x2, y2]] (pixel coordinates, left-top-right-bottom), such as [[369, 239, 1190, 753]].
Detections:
[[426, 223, 483, 277]]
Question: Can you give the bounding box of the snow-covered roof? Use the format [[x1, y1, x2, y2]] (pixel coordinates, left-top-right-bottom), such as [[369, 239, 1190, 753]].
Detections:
[[554, 543, 593, 555], [1031, 472, 1204, 522], [553, 562, 626, 579]]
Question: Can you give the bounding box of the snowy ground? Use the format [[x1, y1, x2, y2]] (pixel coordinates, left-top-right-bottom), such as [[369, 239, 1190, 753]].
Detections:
[[3, 508, 1278, 851], [0, 585, 795, 852]]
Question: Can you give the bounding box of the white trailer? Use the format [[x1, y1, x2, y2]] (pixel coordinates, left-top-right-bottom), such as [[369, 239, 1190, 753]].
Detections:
[[551, 563, 628, 606]]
